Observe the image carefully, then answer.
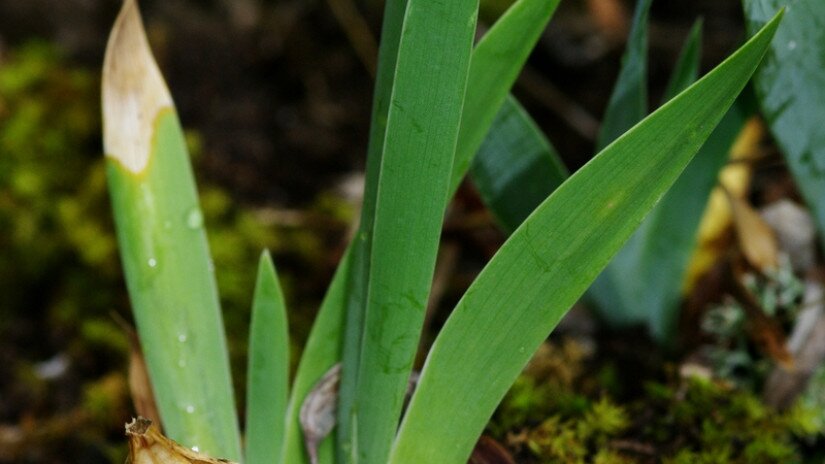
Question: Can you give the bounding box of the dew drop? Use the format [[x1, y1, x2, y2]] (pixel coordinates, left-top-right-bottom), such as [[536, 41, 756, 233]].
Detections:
[[147, 258, 157, 268], [518, 346, 525, 354], [178, 358, 187, 368], [178, 333, 188, 343], [191, 446, 200, 452], [186, 208, 204, 229], [788, 40, 797, 50], [185, 405, 196, 414]]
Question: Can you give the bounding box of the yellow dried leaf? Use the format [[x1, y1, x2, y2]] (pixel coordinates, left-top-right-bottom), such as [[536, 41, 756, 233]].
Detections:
[[682, 117, 764, 292], [125, 418, 235, 464], [725, 189, 778, 272], [113, 314, 162, 427]]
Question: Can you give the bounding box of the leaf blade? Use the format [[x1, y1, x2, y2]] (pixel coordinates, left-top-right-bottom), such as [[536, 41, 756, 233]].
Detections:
[[102, 1, 241, 459], [245, 251, 290, 464], [744, 0, 825, 249], [282, 247, 352, 464], [336, 0, 408, 457], [391, 12, 783, 464], [450, 0, 562, 194], [353, 1, 479, 462]]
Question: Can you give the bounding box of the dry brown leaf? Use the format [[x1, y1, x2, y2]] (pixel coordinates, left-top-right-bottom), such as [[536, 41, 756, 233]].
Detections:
[[683, 118, 764, 293], [299, 364, 341, 464], [113, 313, 162, 427], [297, 364, 420, 464], [726, 188, 779, 272], [125, 418, 234, 464]]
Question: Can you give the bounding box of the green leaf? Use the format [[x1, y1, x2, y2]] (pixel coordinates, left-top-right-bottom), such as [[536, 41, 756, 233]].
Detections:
[[450, 0, 561, 194], [595, 0, 652, 151], [590, 99, 751, 339], [352, 1, 478, 462], [102, 1, 241, 459], [390, 12, 782, 464], [282, 248, 352, 464], [663, 19, 703, 102], [306, 1, 561, 459], [470, 96, 568, 233], [744, 0, 825, 248], [245, 251, 289, 464], [336, 0, 408, 457]]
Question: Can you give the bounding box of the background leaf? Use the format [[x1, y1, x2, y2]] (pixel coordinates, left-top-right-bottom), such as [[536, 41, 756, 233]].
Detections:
[[744, 0, 825, 248], [595, 0, 652, 151], [662, 19, 703, 104], [470, 96, 568, 233]]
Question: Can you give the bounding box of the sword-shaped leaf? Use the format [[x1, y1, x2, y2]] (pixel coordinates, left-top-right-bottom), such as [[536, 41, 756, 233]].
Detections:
[[391, 12, 783, 464], [245, 251, 289, 464], [102, 0, 241, 459]]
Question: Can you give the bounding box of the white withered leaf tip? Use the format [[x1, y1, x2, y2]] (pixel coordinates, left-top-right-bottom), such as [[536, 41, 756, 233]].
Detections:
[[102, 0, 174, 173]]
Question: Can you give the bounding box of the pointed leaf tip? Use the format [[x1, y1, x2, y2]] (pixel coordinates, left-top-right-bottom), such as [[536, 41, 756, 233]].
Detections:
[[102, 0, 174, 173]]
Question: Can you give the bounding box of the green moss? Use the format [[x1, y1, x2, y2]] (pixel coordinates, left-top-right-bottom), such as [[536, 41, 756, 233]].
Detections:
[[490, 339, 824, 463]]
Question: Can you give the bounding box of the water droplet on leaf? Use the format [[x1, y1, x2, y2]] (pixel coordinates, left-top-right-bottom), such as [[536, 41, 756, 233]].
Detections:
[[186, 208, 203, 229]]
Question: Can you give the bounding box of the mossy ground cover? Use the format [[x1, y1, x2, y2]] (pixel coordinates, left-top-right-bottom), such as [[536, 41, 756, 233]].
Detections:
[[488, 335, 824, 463]]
